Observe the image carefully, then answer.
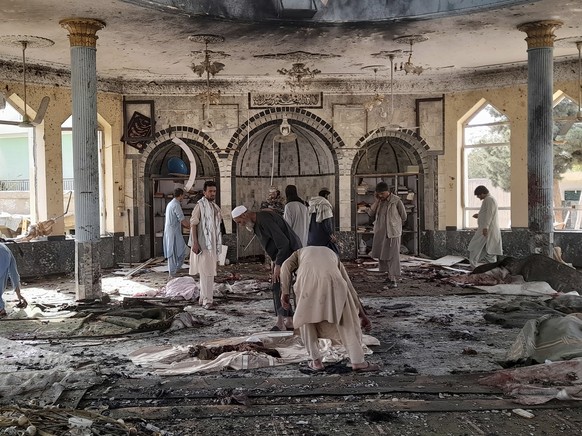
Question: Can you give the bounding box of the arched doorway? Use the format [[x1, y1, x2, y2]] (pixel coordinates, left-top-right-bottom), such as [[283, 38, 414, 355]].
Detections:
[[352, 129, 433, 256], [143, 137, 219, 257], [231, 109, 340, 260]]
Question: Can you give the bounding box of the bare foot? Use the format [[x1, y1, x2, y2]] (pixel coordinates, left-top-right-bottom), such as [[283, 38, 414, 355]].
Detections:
[[309, 359, 324, 370]]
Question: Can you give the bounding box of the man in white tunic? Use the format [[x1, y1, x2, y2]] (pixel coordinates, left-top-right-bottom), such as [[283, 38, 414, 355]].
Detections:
[[283, 184, 309, 247], [189, 181, 222, 310], [467, 185, 502, 268], [280, 246, 379, 373], [163, 188, 190, 278]]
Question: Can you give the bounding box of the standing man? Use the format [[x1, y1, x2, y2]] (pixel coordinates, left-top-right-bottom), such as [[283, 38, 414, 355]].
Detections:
[[280, 246, 379, 373], [283, 184, 309, 247], [468, 185, 502, 268], [163, 187, 190, 279], [189, 181, 222, 310], [232, 206, 302, 331], [0, 240, 27, 317], [369, 182, 407, 288], [307, 188, 339, 254]]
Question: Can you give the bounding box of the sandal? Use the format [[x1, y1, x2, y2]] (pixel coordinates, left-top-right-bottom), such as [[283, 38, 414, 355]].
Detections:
[[299, 361, 325, 375], [352, 362, 381, 373]]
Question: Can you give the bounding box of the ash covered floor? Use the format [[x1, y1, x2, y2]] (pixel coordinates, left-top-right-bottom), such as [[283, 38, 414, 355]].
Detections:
[[1, 258, 582, 435]]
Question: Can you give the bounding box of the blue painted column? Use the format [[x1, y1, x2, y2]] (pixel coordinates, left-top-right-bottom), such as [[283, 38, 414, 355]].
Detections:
[[517, 20, 562, 257], [60, 18, 106, 299]]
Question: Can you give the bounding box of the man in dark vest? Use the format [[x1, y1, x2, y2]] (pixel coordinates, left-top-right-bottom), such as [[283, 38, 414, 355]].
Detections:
[[232, 205, 302, 331]]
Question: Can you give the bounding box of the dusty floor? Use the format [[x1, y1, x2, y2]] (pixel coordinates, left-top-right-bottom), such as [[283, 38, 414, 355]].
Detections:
[[1, 258, 581, 435]]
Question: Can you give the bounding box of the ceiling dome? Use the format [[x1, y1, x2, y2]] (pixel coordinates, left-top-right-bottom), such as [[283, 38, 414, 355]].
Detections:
[[354, 136, 420, 174]]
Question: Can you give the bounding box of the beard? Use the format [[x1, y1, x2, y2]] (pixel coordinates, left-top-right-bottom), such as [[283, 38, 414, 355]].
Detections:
[[245, 222, 255, 232]]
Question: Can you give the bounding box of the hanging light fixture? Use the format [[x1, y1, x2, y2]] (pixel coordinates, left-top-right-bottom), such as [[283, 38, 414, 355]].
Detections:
[[576, 41, 582, 122], [0, 35, 54, 128], [394, 35, 428, 75], [361, 65, 388, 112], [274, 116, 297, 143], [18, 41, 33, 128], [188, 34, 228, 132], [364, 50, 421, 132]]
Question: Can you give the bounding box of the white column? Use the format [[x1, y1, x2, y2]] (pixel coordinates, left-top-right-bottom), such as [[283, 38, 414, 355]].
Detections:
[[60, 18, 106, 299]]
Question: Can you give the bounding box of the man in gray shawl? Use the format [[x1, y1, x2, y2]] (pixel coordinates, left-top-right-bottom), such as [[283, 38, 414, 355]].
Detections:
[[368, 182, 407, 288]]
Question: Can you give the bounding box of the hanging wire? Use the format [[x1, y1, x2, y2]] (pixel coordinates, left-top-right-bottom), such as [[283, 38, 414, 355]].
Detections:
[[270, 137, 276, 186], [577, 42, 582, 117], [389, 54, 395, 118], [21, 41, 29, 124]]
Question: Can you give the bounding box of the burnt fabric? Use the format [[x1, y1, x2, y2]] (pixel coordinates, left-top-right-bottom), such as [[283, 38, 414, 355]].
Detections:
[[502, 255, 582, 294], [501, 314, 582, 368]]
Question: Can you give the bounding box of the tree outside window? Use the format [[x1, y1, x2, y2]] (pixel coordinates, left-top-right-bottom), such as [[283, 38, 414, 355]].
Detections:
[[553, 94, 582, 230]]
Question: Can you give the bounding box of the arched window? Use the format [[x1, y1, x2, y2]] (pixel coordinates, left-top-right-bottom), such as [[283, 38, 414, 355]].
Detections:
[[0, 100, 31, 191], [61, 116, 106, 235], [462, 103, 511, 229], [553, 94, 582, 230], [0, 100, 32, 237]]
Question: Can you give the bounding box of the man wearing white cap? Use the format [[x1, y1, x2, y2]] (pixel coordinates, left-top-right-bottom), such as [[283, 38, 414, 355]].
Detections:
[[232, 205, 302, 331]]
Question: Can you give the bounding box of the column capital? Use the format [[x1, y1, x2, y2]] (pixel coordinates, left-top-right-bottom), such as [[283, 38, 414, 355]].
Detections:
[[517, 20, 563, 49], [60, 18, 106, 48]]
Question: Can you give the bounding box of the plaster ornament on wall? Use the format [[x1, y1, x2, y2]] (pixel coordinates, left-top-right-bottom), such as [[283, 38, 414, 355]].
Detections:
[[248, 92, 323, 108], [255, 50, 339, 89], [122, 100, 155, 151]]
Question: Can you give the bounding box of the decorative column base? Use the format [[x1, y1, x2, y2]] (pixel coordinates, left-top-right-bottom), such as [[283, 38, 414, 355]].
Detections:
[[75, 241, 102, 299]]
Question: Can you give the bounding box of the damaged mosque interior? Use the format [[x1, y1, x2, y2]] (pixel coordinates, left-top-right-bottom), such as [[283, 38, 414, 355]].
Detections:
[[2, 0, 582, 434]]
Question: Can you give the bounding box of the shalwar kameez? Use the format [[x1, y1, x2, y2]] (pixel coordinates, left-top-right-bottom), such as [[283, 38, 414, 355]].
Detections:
[[369, 193, 407, 279], [468, 194, 502, 267], [284, 200, 309, 247], [163, 198, 187, 277], [189, 197, 222, 307], [0, 242, 27, 315], [280, 246, 368, 366]]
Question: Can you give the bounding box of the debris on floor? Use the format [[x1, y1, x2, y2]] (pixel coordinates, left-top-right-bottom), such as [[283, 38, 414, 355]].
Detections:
[[1, 256, 582, 434], [0, 405, 134, 435]]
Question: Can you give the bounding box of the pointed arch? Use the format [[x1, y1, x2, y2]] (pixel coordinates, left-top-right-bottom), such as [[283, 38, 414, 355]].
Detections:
[[352, 127, 435, 232], [461, 100, 512, 229]]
